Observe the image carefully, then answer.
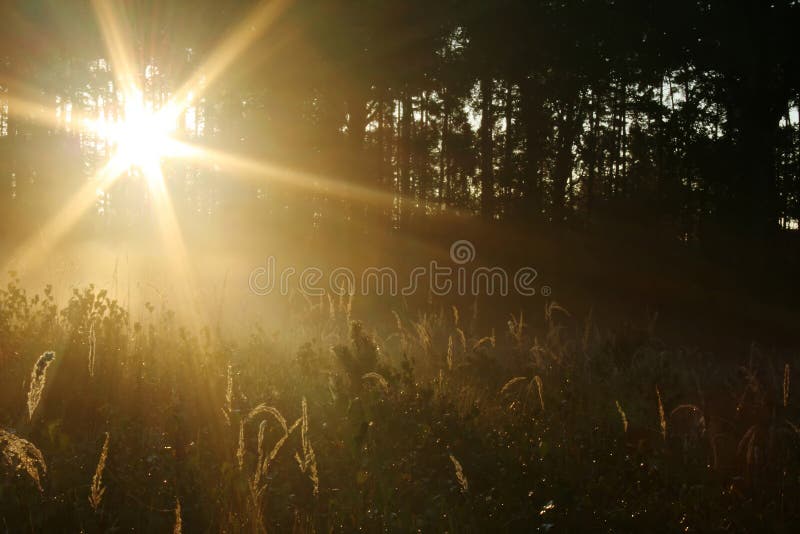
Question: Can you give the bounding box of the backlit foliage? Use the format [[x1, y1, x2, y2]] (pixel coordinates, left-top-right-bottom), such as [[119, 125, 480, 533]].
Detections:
[[0, 281, 799, 531]]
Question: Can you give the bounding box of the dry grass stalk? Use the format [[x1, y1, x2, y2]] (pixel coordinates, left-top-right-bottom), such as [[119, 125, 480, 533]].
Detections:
[[534, 375, 545, 411], [327, 294, 336, 321], [615, 400, 628, 433], [500, 376, 528, 396], [252, 419, 268, 490], [223, 364, 234, 426], [362, 372, 389, 394], [89, 432, 110, 511], [737, 425, 758, 473], [392, 310, 403, 332], [328, 375, 338, 403], [446, 336, 454, 370], [27, 351, 56, 420], [242, 404, 292, 475], [247, 404, 289, 433], [88, 321, 97, 378], [452, 305, 459, 327], [546, 301, 571, 321], [256, 417, 300, 494], [473, 336, 493, 351], [255, 420, 268, 483], [456, 328, 467, 354], [449, 454, 468, 493], [0, 428, 47, 491], [242, 403, 303, 499], [294, 397, 319, 496], [343, 292, 354, 325], [173, 498, 182, 534], [415, 322, 432, 353], [784, 363, 790, 408], [508, 312, 524, 344], [656, 386, 667, 440], [252, 428, 292, 497], [237, 421, 245, 470]]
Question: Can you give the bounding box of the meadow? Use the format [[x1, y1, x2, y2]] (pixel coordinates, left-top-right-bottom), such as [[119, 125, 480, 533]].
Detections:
[[1, 274, 798, 533], [2, 0, 800, 531]]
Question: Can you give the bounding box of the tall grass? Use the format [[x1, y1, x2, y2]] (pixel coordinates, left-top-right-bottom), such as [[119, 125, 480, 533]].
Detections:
[[0, 428, 46, 491], [26, 351, 55, 420], [1, 279, 799, 531], [88, 432, 109, 511]]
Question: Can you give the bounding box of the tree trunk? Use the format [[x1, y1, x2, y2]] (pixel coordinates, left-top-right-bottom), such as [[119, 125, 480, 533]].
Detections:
[[736, 103, 781, 236], [585, 97, 599, 219], [520, 76, 544, 220], [479, 75, 494, 219], [399, 89, 413, 224], [347, 85, 368, 181], [440, 88, 450, 204], [376, 90, 385, 189], [724, 74, 785, 237], [552, 98, 579, 223], [502, 81, 514, 215]]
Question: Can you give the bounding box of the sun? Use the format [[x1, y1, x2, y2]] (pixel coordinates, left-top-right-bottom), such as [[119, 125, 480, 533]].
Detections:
[[4, 0, 295, 316], [114, 98, 176, 170], [87, 90, 181, 185]]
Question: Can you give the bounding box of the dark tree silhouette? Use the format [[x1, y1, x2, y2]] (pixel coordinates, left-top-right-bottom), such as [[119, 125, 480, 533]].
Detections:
[[1, 0, 799, 242]]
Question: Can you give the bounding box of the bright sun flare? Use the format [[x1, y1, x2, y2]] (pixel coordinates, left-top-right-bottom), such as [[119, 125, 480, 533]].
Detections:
[[5, 0, 294, 325], [86, 91, 180, 184]]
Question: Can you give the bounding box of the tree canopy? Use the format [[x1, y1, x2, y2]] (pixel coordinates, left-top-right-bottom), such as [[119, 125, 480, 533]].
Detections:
[[2, 0, 799, 242]]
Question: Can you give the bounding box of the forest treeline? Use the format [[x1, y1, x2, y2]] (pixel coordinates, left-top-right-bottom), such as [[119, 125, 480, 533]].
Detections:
[[1, 0, 799, 243]]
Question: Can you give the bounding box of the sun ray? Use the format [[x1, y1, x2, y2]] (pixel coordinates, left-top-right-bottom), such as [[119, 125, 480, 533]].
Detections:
[[173, 141, 400, 209], [3, 95, 63, 130], [91, 0, 140, 94], [4, 156, 130, 273], [169, 0, 292, 109], [3, 90, 98, 133], [5, 0, 295, 331], [139, 161, 205, 330], [173, 141, 455, 277]]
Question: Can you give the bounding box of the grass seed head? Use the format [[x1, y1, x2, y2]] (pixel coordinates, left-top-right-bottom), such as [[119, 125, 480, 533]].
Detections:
[[89, 432, 110, 511], [449, 454, 468, 494], [0, 428, 47, 492], [27, 351, 56, 421]]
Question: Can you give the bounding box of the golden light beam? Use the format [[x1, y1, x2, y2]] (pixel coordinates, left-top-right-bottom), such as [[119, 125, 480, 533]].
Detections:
[[91, 0, 140, 93], [5, 2, 171, 272], [4, 0, 294, 327], [3, 92, 99, 132], [3, 156, 129, 273], [173, 141, 400, 209], [169, 0, 292, 110], [139, 161, 205, 330], [3, 95, 63, 130], [173, 143, 457, 298], [4, 0, 293, 147]]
